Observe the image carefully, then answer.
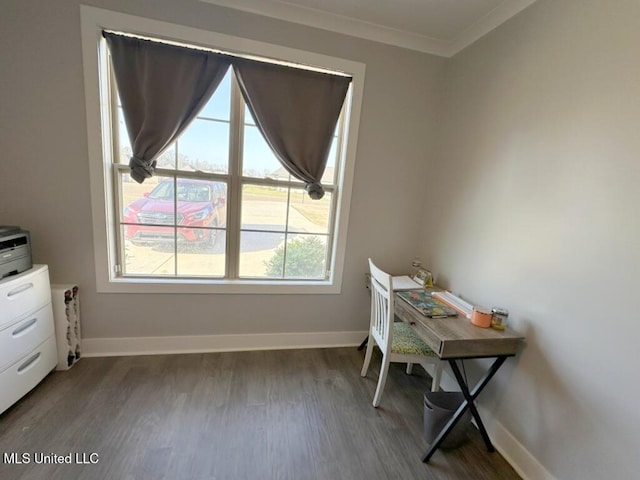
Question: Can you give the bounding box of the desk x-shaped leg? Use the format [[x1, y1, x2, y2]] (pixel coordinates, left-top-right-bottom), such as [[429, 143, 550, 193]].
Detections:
[[421, 355, 508, 462]]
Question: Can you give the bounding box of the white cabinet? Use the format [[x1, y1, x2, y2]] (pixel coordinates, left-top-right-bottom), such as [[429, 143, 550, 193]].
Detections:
[[0, 265, 57, 414]]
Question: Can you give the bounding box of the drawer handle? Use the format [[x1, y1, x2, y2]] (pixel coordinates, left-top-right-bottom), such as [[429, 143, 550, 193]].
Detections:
[[17, 352, 41, 373], [12, 317, 38, 336], [7, 283, 34, 297]]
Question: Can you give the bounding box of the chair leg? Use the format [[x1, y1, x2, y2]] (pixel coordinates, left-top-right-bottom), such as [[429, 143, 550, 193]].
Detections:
[[430, 361, 443, 392], [360, 335, 374, 377], [406, 363, 413, 375], [372, 355, 391, 407]]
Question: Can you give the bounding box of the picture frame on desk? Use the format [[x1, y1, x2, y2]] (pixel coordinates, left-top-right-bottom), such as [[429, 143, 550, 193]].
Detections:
[[413, 268, 434, 288]]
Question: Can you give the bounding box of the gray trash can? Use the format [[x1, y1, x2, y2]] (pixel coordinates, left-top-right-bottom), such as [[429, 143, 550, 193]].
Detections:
[[423, 391, 472, 449]]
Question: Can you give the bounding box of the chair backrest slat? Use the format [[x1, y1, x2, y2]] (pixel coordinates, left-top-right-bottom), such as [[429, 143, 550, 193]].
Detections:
[[368, 258, 394, 355]]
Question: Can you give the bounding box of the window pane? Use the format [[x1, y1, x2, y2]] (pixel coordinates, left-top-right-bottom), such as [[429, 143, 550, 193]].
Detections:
[[239, 231, 285, 278], [241, 185, 287, 232], [177, 229, 226, 277], [243, 125, 281, 178], [117, 107, 131, 165], [241, 124, 336, 185], [156, 146, 176, 170], [199, 70, 231, 121], [121, 176, 175, 227], [122, 226, 176, 275], [284, 235, 328, 279], [288, 190, 332, 234], [322, 136, 338, 185], [244, 104, 255, 126], [177, 119, 229, 173]]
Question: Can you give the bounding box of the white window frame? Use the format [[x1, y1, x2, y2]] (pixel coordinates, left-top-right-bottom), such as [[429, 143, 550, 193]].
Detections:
[[80, 6, 365, 294]]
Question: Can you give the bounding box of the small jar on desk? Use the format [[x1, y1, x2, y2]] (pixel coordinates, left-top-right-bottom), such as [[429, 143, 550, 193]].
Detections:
[[491, 308, 509, 330]]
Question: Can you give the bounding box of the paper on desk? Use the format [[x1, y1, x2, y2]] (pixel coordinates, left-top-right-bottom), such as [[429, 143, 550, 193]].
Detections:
[[391, 275, 423, 291]]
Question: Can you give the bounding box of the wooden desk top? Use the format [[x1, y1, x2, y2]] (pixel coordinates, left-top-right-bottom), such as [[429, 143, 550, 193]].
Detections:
[[394, 290, 524, 360]]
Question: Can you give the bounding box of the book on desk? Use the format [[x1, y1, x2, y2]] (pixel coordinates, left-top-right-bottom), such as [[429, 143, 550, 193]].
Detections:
[[396, 290, 459, 318]]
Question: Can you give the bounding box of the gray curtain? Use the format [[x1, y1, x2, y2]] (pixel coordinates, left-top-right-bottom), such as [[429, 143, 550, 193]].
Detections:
[[233, 58, 351, 199], [103, 32, 231, 183]]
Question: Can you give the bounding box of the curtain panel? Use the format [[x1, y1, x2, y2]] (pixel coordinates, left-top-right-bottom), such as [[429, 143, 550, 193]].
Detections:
[[103, 32, 230, 183], [104, 32, 352, 199], [233, 58, 351, 199]]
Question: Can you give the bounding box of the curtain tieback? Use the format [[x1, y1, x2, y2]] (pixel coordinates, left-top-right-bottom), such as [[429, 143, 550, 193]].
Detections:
[[305, 182, 325, 200], [129, 156, 157, 184]]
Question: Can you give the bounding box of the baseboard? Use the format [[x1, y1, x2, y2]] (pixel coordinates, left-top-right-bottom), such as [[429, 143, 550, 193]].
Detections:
[[481, 410, 556, 480], [82, 330, 368, 357]]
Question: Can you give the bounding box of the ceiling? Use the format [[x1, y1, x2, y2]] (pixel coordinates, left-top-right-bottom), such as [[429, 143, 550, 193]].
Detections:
[[200, 0, 537, 57]]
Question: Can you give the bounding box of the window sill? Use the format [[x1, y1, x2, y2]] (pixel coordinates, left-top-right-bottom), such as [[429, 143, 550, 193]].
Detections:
[[97, 276, 342, 294]]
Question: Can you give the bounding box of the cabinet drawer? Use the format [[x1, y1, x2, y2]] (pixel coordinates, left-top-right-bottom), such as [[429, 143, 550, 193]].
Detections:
[[0, 335, 57, 415], [0, 304, 54, 372], [0, 266, 51, 328]]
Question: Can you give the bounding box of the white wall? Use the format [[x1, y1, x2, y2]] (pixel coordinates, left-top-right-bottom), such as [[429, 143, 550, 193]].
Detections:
[[423, 1, 640, 478], [0, 0, 444, 340]]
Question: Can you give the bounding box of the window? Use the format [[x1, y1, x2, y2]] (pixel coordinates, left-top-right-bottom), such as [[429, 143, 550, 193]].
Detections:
[[81, 7, 365, 294], [114, 66, 341, 280]]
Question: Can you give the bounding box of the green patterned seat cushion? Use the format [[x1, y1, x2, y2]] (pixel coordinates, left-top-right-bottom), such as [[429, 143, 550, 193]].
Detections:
[[391, 322, 438, 357]]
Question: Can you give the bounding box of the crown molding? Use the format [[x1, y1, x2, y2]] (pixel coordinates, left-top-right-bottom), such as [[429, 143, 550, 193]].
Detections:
[[447, 0, 538, 56], [200, 0, 537, 58], [199, 0, 450, 57]]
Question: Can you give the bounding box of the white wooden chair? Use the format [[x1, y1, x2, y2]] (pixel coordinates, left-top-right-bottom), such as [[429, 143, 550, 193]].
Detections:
[[361, 258, 443, 407]]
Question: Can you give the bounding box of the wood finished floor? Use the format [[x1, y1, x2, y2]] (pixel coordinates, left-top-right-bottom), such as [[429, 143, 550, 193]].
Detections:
[[0, 348, 520, 480]]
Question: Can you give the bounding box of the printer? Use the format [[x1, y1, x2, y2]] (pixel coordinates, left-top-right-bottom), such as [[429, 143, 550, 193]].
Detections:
[[0, 226, 32, 279]]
